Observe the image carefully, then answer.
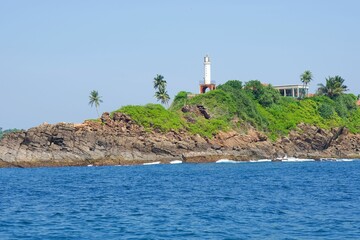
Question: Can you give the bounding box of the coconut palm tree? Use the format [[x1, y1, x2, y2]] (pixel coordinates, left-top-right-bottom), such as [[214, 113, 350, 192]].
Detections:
[[317, 76, 348, 99], [88, 90, 103, 117], [153, 74, 170, 106], [300, 70, 313, 98], [155, 86, 170, 106], [153, 74, 166, 90]]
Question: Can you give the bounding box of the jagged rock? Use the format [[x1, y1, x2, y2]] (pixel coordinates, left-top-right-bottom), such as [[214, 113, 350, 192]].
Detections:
[[101, 112, 113, 127], [113, 112, 132, 123], [196, 105, 211, 119], [0, 120, 359, 168]]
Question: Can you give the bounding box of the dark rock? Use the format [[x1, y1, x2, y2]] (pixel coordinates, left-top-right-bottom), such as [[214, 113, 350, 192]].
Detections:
[[101, 112, 112, 126], [212, 144, 222, 150], [197, 105, 211, 119]]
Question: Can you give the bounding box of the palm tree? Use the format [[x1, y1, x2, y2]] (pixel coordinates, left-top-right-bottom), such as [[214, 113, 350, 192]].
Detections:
[[88, 90, 103, 117], [155, 86, 170, 106], [300, 70, 313, 98], [317, 75, 348, 99], [153, 74, 170, 106], [153, 74, 166, 90]]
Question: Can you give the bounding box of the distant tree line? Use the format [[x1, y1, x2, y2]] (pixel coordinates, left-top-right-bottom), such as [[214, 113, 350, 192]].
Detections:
[[0, 128, 22, 140]]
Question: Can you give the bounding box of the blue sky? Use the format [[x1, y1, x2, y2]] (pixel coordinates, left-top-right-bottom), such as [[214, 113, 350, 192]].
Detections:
[[1, 0, 359, 129]]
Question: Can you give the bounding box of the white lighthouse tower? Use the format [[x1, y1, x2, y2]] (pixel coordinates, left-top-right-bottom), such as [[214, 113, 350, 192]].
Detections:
[[204, 55, 211, 84], [200, 54, 216, 93]]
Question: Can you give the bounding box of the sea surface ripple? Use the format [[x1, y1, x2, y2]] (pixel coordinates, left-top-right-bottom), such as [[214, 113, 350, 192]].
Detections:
[[1, 161, 360, 239]]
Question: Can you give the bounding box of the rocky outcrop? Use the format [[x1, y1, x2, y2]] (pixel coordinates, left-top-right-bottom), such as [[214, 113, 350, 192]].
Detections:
[[274, 123, 360, 159], [181, 105, 211, 121], [0, 114, 359, 168]]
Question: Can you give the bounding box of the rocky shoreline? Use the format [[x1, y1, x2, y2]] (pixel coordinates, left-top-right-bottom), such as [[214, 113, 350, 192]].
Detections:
[[1, 112, 359, 168]]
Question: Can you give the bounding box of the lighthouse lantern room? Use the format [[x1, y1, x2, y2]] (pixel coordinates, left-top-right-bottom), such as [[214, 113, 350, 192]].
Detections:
[[199, 55, 216, 93]]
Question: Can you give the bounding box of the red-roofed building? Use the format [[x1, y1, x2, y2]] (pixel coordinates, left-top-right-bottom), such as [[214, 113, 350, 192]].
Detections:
[[357, 99, 360, 106]]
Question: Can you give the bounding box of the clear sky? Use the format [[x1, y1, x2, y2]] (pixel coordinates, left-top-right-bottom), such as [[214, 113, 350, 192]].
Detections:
[[1, 0, 359, 130]]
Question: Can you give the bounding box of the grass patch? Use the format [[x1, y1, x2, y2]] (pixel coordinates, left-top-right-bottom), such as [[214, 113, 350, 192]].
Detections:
[[113, 104, 185, 132]]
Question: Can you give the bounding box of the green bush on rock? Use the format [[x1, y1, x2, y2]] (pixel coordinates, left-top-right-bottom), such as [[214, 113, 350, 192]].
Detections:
[[114, 104, 185, 132], [111, 80, 359, 140]]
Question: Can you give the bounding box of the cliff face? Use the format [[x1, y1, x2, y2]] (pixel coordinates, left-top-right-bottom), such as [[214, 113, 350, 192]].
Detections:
[[0, 112, 359, 168]]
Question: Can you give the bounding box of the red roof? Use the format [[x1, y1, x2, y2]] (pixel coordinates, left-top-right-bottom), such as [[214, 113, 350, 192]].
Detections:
[[357, 100, 360, 106]]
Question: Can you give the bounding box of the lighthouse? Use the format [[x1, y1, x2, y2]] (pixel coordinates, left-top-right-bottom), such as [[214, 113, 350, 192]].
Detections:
[[200, 55, 216, 93], [204, 55, 211, 84]]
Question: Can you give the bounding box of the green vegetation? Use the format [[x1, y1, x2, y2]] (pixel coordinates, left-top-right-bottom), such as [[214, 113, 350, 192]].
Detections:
[[110, 76, 359, 140], [113, 103, 229, 138], [187, 118, 229, 138], [113, 104, 184, 132], [317, 75, 348, 98], [244, 80, 281, 107], [0, 127, 22, 140], [171, 91, 189, 110], [89, 90, 103, 117], [153, 74, 170, 106], [186, 90, 237, 120], [300, 70, 313, 98]]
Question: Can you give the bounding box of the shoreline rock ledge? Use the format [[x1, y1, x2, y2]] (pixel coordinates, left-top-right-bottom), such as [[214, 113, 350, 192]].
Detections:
[[1, 113, 359, 168]]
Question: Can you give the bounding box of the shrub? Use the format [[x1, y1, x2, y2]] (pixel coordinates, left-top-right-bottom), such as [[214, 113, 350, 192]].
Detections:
[[319, 103, 335, 119], [258, 85, 281, 107], [187, 118, 229, 138], [333, 94, 357, 117], [114, 104, 185, 132], [244, 80, 281, 107], [218, 82, 269, 128], [188, 90, 237, 120], [346, 108, 360, 133], [170, 91, 189, 111], [218, 80, 243, 90]]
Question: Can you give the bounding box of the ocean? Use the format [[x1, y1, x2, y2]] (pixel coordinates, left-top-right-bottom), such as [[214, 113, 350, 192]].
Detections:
[[1, 160, 360, 239]]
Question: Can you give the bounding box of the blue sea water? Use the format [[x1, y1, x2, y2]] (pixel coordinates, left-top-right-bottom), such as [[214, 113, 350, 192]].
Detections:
[[1, 161, 360, 239]]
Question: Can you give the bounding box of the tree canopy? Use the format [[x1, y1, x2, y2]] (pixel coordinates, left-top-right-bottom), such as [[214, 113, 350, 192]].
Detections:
[[89, 90, 103, 117], [243, 80, 280, 107], [153, 74, 166, 90], [155, 87, 170, 106], [153, 74, 170, 106], [317, 76, 348, 99], [300, 70, 313, 98]]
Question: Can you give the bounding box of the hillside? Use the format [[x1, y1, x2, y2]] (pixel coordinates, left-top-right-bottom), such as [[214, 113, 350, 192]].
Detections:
[[0, 80, 359, 168], [116, 80, 360, 140]]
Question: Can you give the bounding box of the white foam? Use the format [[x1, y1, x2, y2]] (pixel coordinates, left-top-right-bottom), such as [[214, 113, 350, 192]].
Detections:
[[216, 159, 238, 163], [257, 159, 272, 162], [143, 161, 161, 165], [335, 159, 354, 162], [249, 159, 271, 162], [282, 157, 315, 162], [170, 160, 182, 164], [275, 155, 288, 161]]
